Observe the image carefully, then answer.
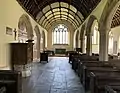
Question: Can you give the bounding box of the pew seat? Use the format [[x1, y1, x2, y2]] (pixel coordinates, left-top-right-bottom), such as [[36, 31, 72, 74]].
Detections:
[[90, 71, 120, 93], [105, 85, 120, 93], [83, 66, 118, 90], [0, 70, 22, 93]]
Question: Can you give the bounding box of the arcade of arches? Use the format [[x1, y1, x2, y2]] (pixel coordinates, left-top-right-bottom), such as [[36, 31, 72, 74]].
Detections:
[[2, 0, 120, 93], [0, 0, 120, 66], [1, 0, 120, 78]]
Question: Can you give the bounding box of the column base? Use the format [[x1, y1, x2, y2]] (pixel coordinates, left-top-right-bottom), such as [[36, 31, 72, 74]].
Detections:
[[14, 63, 32, 77]]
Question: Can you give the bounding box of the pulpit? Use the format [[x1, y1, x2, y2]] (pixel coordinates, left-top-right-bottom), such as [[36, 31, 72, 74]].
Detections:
[[10, 40, 34, 77]]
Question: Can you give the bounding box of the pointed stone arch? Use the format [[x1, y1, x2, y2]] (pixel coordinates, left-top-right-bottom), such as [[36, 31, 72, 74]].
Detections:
[[86, 15, 98, 55], [99, 0, 120, 61], [18, 14, 33, 40], [86, 15, 98, 35], [80, 24, 86, 39], [80, 24, 86, 53], [99, 0, 120, 33], [34, 25, 41, 59]]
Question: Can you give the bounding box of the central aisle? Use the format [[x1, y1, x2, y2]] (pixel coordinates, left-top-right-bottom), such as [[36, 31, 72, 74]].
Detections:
[[22, 57, 84, 93]]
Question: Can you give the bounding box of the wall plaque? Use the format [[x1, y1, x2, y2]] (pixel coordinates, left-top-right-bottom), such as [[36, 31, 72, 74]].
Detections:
[[6, 27, 13, 35]]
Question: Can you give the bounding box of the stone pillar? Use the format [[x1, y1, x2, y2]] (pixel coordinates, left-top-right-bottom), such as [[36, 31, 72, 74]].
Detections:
[[37, 36, 40, 59], [86, 34, 92, 56], [80, 37, 85, 53], [113, 41, 117, 54], [99, 31, 109, 61]]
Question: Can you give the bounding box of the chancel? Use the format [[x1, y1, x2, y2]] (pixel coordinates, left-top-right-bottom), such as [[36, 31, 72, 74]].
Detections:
[[1, 0, 120, 93]]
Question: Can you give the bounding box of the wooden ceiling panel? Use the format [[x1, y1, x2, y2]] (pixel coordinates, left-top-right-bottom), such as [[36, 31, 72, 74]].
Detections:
[[17, 0, 101, 29], [111, 5, 120, 28]]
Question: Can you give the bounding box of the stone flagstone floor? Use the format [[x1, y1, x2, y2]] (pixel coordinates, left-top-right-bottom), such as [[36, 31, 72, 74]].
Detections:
[[22, 57, 85, 93]]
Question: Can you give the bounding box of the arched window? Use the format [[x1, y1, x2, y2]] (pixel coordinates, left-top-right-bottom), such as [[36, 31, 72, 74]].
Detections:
[[52, 24, 68, 44], [109, 32, 113, 49], [119, 36, 120, 49], [92, 25, 99, 44]]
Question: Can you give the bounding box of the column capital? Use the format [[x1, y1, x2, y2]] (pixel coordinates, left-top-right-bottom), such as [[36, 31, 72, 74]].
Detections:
[[99, 27, 111, 34]]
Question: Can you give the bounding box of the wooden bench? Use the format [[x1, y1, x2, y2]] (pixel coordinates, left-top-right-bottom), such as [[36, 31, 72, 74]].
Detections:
[[84, 67, 118, 90], [0, 70, 22, 93], [72, 55, 99, 73], [105, 85, 120, 93], [78, 61, 114, 82], [90, 71, 120, 93], [78, 55, 99, 61], [68, 52, 78, 63], [71, 55, 99, 72]]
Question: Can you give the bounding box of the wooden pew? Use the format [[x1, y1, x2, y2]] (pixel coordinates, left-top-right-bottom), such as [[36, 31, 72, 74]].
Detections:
[[78, 61, 114, 82], [0, 70, 22, 93], [78, 55, 99, 61], [105, 85, 120, 93], [90, 71, 120, 93], [68, 52, 78, 63], [71, 54, 81, 71], [72, 55, 99, 72], [83, 67, 119, 91]]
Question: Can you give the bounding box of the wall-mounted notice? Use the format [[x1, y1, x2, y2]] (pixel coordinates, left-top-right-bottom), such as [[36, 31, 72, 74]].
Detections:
[[6, 27, 13, 35]]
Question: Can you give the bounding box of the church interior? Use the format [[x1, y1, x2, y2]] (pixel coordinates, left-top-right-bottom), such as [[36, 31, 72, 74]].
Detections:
[[1, 0, 120, 93]]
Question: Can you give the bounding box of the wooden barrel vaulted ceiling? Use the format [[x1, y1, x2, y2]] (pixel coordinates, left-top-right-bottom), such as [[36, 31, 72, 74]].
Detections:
[[17, 0, 101, 30], [111, 5, 120, 28]]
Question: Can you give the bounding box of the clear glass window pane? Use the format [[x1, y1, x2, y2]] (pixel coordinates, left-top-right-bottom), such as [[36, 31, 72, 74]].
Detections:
[[119, 36, 120, 49], [52, 24, 68, 44], [66, 31, 68, 43]]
